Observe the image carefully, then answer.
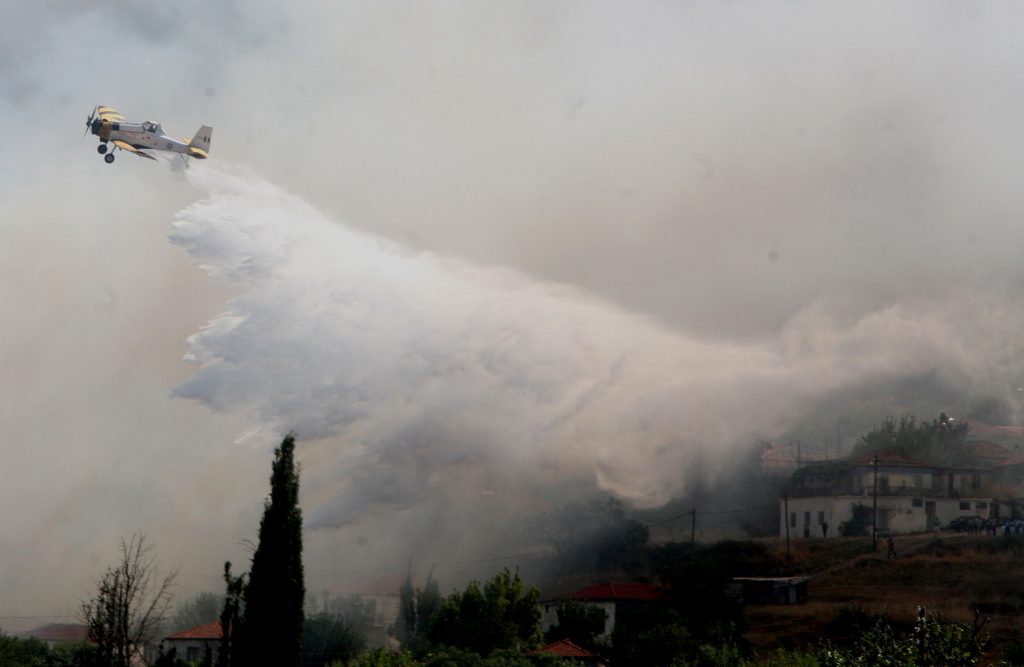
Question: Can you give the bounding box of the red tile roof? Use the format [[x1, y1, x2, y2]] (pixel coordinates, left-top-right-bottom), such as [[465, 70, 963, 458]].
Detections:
[[526, 638, 599, 658], [166, 620, 223, 640], [851, 452, 932, 467], [997, 452, 1024, 468], [966, 440, 1013, 459], [563, 582, 666, 602], [965, 420, 1024, 438], [20, 623, 89, 642]]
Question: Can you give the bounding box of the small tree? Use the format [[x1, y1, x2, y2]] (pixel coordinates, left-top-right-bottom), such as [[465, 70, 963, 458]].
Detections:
[[81, 532, 177, 667], [216, 561, 245, 667]]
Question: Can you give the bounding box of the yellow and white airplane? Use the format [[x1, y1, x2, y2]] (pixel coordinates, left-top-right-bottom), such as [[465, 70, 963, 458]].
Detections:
[[84, 105, 212, 164]]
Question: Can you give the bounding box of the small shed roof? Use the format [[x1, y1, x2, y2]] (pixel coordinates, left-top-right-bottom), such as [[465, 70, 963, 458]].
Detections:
[[526, 638, 600, 658]]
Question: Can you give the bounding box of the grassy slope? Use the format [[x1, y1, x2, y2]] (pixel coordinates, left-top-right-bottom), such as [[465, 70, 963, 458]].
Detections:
[[744, 535, 1024, 660]]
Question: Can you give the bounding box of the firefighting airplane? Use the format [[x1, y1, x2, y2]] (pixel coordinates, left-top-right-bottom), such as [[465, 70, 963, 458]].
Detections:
[[83, 105, 212, 164]]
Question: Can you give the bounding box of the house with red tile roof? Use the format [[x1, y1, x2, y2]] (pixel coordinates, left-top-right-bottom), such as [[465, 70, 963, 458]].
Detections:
[[18, 623, 89, 649], [526, 638, 607, 666], [540, 582, 666, 640], [963, 440, 1015, 468], [163, 620, 222, 664]]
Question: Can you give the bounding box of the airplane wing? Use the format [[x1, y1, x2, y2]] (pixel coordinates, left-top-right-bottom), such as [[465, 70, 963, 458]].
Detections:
[[112, 139, 157, 160], [97, 106, 126, 122]]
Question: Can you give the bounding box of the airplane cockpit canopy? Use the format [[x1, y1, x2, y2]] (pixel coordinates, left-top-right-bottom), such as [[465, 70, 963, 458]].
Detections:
[[142, 121, 161, 133]]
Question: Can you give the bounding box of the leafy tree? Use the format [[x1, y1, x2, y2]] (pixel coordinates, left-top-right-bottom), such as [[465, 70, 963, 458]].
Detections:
[[302, 611, 365, 666], [543, 600, 607, 651], [172, 591, 224, 632], [426, 567, 541, 656], [820, 609, 988, 666], [80, 532, 177, 667], [347, 648, 418, 667], [0, 632, 53, 667], [610, 607, 695, 667], [418, 646, 578, 667], [236, 433, 305, 667], [850, 413, 968, 465], [317, 593, 376, 645], [654, 540, 774, 641]]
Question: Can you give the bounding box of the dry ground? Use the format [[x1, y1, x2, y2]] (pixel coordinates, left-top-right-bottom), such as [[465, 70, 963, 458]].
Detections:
[[744, 533, 1024, 659]]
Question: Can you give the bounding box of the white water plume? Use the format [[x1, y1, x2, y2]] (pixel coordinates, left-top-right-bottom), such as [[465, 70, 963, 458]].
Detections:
[[169, 163, 1024, 521]]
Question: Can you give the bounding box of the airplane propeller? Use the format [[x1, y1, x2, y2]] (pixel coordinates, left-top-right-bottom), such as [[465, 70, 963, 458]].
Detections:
[[82, 106, 97, 141]]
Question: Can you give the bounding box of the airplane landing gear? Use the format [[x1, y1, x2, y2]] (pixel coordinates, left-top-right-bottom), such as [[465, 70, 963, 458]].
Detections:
[[97, 143, 108, 154], [104, 153, 115, 164]]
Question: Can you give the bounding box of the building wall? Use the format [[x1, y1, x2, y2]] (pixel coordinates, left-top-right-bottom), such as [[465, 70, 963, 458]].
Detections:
[[857, 470, 932, 493], [165, 638, 217, 663], [780, 495, 995, 538], [540, 600, 617, 639]]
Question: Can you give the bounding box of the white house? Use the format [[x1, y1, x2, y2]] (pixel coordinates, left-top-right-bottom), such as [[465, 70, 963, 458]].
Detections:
[[781, 451, 997, 538], [163, 620, 222, 664]]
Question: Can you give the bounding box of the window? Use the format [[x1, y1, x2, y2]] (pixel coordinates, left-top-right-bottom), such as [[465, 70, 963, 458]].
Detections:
[[978, 502, 988, 509], [912, 498, 923, 507], [960, 501, 970, 511], [187, 647, 200, 662], [790, 512, 796, 527], [971, 474, 981, 489], [804, 511, 810, 525], [817, 510, 825, 525]]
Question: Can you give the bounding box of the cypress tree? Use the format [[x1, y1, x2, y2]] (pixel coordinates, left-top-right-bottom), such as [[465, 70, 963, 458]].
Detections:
[[238, 433, 305, 666]]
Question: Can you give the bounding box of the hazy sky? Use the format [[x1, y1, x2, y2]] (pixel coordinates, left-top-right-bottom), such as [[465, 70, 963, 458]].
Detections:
[[4, 1, 1024, 625]]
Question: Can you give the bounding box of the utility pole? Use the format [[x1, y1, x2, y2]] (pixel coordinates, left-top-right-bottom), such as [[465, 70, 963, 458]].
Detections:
[[836, 418, 849, 459], [872, 453, 879, 552], [690, 508, 696, 545], [784, 495, 791, 562]]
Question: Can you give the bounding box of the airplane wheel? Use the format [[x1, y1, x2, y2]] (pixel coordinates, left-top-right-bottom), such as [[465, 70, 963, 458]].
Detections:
[[97, 143, 108, 154], [104, 153, 115, 164]]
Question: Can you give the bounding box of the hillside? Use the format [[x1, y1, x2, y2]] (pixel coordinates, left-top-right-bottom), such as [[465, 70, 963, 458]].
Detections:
[[745, 534, 1024, 661]]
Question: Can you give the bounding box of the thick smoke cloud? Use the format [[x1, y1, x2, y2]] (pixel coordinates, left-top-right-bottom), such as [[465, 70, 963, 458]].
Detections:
[[4, 0, 1024, 624]]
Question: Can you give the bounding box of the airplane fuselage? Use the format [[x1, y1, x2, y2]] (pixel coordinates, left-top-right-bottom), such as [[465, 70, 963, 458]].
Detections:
[[91, 119, 192, 154]]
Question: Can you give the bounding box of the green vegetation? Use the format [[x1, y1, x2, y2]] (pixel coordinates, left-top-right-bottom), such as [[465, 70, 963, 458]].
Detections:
[[0, 631, 95, 667], [392, 567, 441, 650], [849, 412, 968, 465], [302, 611, 365, 666], [543, 600, 607, 651], [426, 567, 542, 657]]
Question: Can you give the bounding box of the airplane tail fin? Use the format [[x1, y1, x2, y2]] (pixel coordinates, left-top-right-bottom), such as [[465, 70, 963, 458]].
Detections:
[[187, 125, 213, 158]]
